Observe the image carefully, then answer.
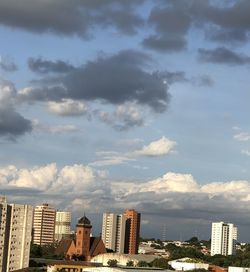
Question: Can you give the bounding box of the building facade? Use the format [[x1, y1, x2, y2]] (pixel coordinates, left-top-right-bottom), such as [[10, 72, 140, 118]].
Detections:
[[102, 213, 126, 253], [33, 203, 56, 245], [211, 222, 237, 256], [55, 211, 71, 241], [0, 197, 33, 272], [55, 215, 106, 261], [124, 209, 141, 254]]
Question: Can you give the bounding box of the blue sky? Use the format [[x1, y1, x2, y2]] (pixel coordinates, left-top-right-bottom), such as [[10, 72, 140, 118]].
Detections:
[[1, 0, 250, 241]]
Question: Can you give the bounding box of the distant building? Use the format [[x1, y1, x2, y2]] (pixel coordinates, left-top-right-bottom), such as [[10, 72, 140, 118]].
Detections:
[[0, 197, 33, 272], [168, 258, 209, 271], [102, 213, 126, 253], [33, 203, 56, 245], [228, 267, 250, 272], [124, 209, 141, 254], [55, 215, 106, 261], [91, 253, 158, 266], [211, 222, 237, 256], [55, 211, 71, 241], [47, 261, 166, 272]]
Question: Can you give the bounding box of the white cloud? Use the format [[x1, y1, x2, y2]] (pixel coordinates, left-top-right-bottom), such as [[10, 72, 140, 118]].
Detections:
[[96, 103, 144, 130], [0, 163, 108, 194], [134, 136, 177, 156], [3, 163, 250, 230], [48, 99, 88, 116], [32, 120, 80, 134], [0, 79, 16, 106], [117, 138, 144, 146], [241, 149, 250, 156], [234, 132, 250, 141], [9, 164, 57, 190], [138, 172, 199, 193], [89, 155, 135, 167]]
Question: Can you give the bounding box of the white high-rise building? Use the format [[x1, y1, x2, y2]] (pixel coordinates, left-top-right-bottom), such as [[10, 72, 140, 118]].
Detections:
[[33, 203, 56, 245], [211, 222, 237, 256], [102, 213, 126, 253], [55, 211, 71, 241], [0, 197, 33, 272]]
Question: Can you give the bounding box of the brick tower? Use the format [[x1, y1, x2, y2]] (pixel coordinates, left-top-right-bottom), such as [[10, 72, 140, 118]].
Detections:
[[75, 215, 92, 259]]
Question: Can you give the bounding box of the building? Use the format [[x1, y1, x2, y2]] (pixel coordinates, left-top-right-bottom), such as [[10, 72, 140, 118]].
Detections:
[[33, 203, 56, 245], [102, 213, 126, 253], [211, 222, 237, 256], [0, 197, 33, 272], [91, 253, 158, 266], [47, 262, 168, 272], [168, 258, 209, 271], [55, 211, 71, 241], [124, 209, 141, 254], [55, 215, 106, 261], [228, 267, 250, 272]]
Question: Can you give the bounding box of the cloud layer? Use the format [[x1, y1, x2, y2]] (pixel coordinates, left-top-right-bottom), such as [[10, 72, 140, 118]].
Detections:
[[0, 0, 144, 37], [2, 163, 250, 234]]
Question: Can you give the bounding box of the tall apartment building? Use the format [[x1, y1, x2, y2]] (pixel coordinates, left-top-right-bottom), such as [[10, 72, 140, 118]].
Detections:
[[33, 203, 56, 245], [0, 197, 33, 272], [211, 222, 237, 256], [102, 213, 126, 253], [55, 211, 71, 241], [124, 209, 141, 254]]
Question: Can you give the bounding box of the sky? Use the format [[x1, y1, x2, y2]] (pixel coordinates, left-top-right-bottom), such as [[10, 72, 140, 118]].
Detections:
[[1, 0, 250, 241]]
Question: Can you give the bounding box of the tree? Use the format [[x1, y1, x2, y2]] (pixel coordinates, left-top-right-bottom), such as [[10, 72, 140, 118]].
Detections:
[[30, 244, 43, 258], [137, 261, 149, 267], [151, 258, 172, 269], [107, 259, 118, 267], [126, 260, 134, 267]]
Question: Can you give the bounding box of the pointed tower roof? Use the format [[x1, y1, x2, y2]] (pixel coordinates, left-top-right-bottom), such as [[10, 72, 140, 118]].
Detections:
[[77, 215, 92, 228]]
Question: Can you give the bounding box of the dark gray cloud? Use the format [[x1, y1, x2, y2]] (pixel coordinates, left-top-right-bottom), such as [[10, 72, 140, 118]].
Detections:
[[198, 47, 250, 65], [21, 50, 170, 113], [159, 71, 213, 87], [142, 35, 187, 52], [0, 80, 32, 138], [143, 0, 250, 52], [0, 0, 144, 37], [0, 58, 18, 72], [0, 108, 32, 138], [143, 1, 191, 52], [28, 58, 76, 74], [205, 27, 249, 44], [192, 0, 250, 31]]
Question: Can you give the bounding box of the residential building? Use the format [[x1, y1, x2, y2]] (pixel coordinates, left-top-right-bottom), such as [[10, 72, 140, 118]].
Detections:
[[211, 222, 237, 256], [101, 213, 126, 253], [0, 197, 33, 272], [124, 209, 141, 254], [55, 211, 71, 241], [33, 203, 56, 245]]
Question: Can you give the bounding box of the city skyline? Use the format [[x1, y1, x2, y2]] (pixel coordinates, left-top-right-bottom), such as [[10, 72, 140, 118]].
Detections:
[[1, 0, 250, 241]]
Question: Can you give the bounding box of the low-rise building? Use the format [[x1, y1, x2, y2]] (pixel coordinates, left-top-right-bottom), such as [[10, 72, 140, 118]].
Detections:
[[47, 262, 168, 272], [91, 253, 158, 266], [168, 257, 209, 271], [228, 267, 250, 272]]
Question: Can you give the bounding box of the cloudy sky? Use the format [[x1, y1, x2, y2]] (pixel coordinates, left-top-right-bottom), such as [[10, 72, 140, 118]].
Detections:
[[1, 0, 250, 241]]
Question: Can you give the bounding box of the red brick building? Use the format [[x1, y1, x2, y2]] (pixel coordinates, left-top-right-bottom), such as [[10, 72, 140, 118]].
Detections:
[[56, 215, 106, 261], [124, 209, 141, 254]]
